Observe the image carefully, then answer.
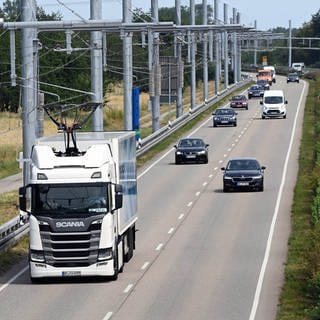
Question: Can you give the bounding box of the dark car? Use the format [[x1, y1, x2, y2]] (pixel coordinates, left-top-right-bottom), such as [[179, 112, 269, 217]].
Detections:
[[247, 85, 264, 99], [221, 157, 266, 192], [256, 79, 270, 90], [212, 107, 237, 127], [174, 138, 209, 164], [287, 73, 299, 83], [230, 95, 248, 109]]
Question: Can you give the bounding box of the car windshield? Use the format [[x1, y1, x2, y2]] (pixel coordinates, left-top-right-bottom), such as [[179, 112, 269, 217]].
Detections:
[[178, 139, 204, 148], [264, 96, 283, 104], [33, 183, 109, 216], [232, 95, 245, 101], [216, 109, 234, 115], [227, 159, 259, 171]]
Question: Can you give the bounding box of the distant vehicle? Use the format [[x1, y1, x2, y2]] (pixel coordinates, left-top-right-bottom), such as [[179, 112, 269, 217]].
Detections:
[[263, 66, 276, 83], [291, 62, 304, 72], [287, 73, 300, 83], [174, 138, 209, 164], [260, 89, 287, 119], [212, 107, 237, 127], [221, 157, 266, 192], [247, 85, 264, 99], [256, 69, 273, 85], [230, 95, 248, 109], [256, 79, 270, 90]]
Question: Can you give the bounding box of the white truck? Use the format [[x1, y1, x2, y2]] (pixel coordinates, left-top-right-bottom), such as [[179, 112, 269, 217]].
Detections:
[[263, 65, 276, 83], [19, 131, 137, 282]]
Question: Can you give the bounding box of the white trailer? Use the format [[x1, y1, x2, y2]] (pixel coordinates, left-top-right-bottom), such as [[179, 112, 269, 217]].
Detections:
[[19, 131, 137, 282]]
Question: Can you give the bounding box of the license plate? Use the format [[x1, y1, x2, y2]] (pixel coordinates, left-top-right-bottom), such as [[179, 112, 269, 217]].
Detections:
[[62, 271, 81, 277], [221, 121, 228, 124], [237, 182, 249, 186], [186, 155, 196, 158]]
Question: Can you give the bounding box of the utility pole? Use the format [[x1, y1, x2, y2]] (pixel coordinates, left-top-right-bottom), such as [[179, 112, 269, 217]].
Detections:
[[236, 12, 241, 82], [21, 0, 37, 186], [123, 0, 133, 130], [91, 0, 104, 131], [151, 0, 160, 132], [288, 20, 292, 68], [214, 0, 220, 94], [190, 0, 196, 110], [202, 0, 208, 102], [223, 3, 229, 89], [232, 8, 238, 83], [254, 20, 258, 67], [175, 0, 183, 118]]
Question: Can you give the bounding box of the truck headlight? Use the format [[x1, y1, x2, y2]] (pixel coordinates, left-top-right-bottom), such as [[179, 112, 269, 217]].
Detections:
[[98, 248, 113, 261], [30, 250, 45, 262]]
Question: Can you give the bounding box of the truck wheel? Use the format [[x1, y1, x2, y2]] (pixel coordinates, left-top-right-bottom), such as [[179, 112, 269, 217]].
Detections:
[[124, 227, 134, 262], [111, 249, 119, 281]]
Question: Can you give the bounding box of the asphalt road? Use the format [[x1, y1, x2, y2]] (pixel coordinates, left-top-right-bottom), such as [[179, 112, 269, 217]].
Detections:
[[0, 76, 307, 320]]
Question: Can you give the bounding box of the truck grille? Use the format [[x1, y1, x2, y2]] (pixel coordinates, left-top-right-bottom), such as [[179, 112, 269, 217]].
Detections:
[[39, 223, 101, 267]]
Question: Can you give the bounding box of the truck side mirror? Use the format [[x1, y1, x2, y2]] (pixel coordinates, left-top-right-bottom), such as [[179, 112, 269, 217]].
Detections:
[[114, 184, 123, 210], [19, 186, 27, 211]]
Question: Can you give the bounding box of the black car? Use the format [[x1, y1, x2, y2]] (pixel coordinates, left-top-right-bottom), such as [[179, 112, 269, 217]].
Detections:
[[256, 79, 270, 90], [247, 85, 264, 99], [287, 73, 299, 83], [212, 107, 237, 127], [174, 138, 209, 164], [221, 157, 266, 192]]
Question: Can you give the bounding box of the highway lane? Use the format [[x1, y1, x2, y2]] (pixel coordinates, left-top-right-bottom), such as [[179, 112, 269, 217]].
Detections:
[[0, 77, 307, 320]]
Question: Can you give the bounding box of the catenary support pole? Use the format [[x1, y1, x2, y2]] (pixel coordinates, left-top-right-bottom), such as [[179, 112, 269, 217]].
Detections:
[[91, 0, 104, 131]]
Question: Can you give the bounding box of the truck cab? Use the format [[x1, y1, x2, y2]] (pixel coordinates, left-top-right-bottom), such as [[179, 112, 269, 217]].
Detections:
[[257, 69, 273, 85]]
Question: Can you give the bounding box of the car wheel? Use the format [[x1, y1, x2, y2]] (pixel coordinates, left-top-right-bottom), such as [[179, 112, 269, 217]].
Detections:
[[175, 158, 180, 165], [262, 115, 265, 119], [259, 184, 264, 192], [283, 114, 286, 119], [234, 122, 237, 127], [223, 184, 229, 192], [213, 122, 217, 127], [246, 106, 248, 110], [248, 95, 252, 99]]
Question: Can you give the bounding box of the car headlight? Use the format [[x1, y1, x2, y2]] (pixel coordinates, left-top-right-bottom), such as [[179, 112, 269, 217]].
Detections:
[[224, 176, 232, 180], [176, 151, 183, 155], [252, 175, 263, 179], [197, 150, 206, 155]]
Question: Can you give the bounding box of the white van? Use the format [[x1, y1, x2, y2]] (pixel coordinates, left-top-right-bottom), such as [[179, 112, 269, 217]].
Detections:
[[291, 62, 304, 72], [260, 90, 287, 119], [263, 66, 276, 83]]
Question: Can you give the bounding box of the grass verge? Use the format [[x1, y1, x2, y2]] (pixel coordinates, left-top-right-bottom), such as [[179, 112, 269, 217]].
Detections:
[[277, 72, 320, 319]]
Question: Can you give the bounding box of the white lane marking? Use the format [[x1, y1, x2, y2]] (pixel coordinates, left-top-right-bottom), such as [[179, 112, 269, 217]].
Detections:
[[0, 266, 28, 293], [214, 167, 218, 171], [228, 148, 231, 152], [103, 312, 113, 320], [187, 202, 193, 207], [195, 191, 200, 197], [219, 160, 223, 163], [203, 182, 208, 186], [124, 284, 133, 293], [168, 227, 175, 234], [249, 81, 306, 320], [141, 262, 150, 270], [156, 243, 163, 251], [223, 154, 227, 157], [178, 214, 184, 220]]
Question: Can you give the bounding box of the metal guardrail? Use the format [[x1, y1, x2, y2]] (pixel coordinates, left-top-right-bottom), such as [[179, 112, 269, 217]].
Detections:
[[0, 77, 252, 253]]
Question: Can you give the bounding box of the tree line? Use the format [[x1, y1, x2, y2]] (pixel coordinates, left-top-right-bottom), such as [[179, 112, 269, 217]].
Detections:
[[0, 1, 319, 113]]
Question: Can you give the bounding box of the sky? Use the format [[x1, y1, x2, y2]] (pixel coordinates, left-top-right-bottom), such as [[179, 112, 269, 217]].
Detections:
[[18, 0, 320, 31]]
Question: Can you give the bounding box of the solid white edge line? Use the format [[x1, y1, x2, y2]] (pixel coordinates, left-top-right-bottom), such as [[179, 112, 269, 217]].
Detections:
[[0, 265, 29, 293], [168, 227, 175, 234], [178, 214, 184, 220], [141, 262, 150, 270], [248, 81, 306, 320]]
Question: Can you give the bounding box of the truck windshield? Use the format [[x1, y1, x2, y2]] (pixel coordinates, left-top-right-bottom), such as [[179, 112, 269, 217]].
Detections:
[[33, 183, 109, 216]]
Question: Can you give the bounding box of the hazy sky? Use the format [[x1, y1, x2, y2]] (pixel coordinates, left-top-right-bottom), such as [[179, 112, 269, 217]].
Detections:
[[31, 0, 319, 30]]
